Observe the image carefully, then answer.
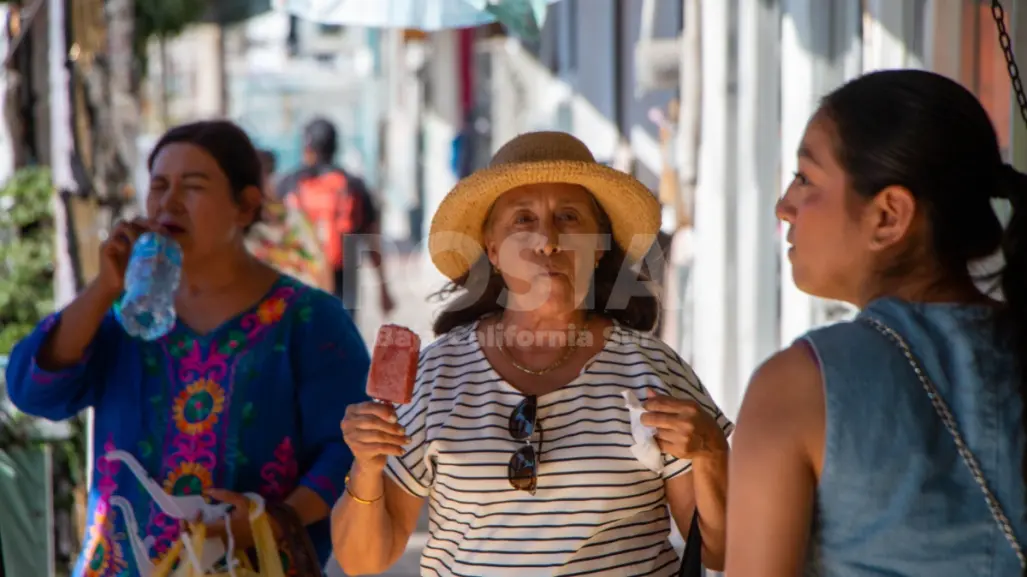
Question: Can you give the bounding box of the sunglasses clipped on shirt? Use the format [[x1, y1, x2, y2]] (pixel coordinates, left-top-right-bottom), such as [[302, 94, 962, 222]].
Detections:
[[507, 395, 543, 494]]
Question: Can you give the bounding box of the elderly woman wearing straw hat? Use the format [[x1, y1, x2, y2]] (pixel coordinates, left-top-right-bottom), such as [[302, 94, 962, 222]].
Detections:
[[331, 132, 733, 576]]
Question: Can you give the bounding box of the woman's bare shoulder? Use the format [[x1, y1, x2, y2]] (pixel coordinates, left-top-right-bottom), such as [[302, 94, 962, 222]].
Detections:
[[737, 341, 825, 464], [726, 341, 824, 576], [750, 341, 822, 401]]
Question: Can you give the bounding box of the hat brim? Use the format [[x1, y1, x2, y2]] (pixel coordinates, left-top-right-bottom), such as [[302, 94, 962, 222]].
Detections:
[[428, 160, 661, 281]]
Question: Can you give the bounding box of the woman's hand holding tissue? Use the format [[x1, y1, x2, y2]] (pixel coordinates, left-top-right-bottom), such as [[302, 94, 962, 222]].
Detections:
[[641, 389, 728, 464], [640, 389, 730, 571]]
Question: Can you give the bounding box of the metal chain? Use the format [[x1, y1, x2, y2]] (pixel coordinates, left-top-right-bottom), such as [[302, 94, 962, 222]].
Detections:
[[987, 11, 1027, 573], [993, 0, 1027, 129], [862, 317, 1027, 569]]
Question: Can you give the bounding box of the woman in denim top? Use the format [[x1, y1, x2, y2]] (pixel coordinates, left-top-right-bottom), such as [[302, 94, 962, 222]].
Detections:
[[725, 70, 1027, 576]]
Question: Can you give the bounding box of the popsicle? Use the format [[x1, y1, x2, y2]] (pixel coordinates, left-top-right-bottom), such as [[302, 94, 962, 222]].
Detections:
[[366, 324, 421, 404]]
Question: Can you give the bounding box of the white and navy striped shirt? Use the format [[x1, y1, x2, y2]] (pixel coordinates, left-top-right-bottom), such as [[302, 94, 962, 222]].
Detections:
[[385, 321, 733, 577]]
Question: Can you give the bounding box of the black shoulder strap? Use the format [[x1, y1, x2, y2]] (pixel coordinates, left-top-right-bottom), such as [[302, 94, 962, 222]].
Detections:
[[678, 510, 703, 577]]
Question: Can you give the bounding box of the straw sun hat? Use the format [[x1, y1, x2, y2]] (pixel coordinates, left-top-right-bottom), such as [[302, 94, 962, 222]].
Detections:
[[428, 131, 661, 281]]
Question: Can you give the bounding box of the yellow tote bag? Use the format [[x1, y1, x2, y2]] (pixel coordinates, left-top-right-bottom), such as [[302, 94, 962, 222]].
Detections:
[[153, 498, 286, 577]]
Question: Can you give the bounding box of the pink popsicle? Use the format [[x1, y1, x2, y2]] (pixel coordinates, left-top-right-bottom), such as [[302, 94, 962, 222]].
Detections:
[[366, 324, 421, 404]]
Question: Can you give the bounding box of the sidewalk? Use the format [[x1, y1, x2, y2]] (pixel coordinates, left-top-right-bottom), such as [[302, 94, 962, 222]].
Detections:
[[351, 250, 448, 347]]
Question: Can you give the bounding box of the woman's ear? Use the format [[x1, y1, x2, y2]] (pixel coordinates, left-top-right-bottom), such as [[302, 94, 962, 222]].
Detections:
[[238, 185, 264, 228], [867, 184, 916, 252]]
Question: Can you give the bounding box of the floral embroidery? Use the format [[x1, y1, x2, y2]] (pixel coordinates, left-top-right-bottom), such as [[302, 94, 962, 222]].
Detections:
[[240, 286, 298, 334], [163, 461, 214, 496], [146, 511, 181, 560], [95, 447, 121, 501], [168, 334, 198, 360], [172, 379, 226, 435], [83, 440, 128, 576], [241, 402, 256, 425], [257, 297, 287, 325], [82, 522, 128, 577], [260, 437, 299, 500], [168, 431, 218, 470], [144, 282, 303, 555], [218, 329, 248, 356], [142, 349, 160, 375]]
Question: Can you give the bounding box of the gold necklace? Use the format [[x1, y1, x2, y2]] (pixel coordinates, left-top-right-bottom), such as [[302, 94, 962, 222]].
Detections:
[[496, 320, 589, 376]]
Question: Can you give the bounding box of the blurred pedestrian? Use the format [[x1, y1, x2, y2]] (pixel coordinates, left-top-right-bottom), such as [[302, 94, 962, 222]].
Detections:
[[247, 148, 332, 290], [276, 117, 394, 323]]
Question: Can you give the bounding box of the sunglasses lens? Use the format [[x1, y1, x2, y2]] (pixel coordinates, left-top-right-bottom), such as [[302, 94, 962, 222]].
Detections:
[[508, 397, 537, 440], [508, 444, 537, 493]]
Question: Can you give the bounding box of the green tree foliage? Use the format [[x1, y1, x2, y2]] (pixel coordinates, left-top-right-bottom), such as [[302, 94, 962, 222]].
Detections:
[[0, 167, 85, 577], [133, 0, 209, 76], [0, 166, 54, 356]]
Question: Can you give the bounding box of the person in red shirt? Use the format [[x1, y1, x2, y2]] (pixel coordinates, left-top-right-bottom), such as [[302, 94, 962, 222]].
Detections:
[[276, 118, 394, 322]]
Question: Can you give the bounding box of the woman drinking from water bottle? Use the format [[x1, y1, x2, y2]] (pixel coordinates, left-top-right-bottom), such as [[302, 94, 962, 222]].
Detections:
[[4, 120, 369, 576]]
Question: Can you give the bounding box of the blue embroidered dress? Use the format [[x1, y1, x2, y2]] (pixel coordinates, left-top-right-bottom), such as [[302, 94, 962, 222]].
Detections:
[[5, 275, 370, 576]]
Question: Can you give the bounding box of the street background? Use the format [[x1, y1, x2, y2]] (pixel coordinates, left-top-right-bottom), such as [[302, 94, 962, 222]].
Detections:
[[3, 1, 1027, 576]]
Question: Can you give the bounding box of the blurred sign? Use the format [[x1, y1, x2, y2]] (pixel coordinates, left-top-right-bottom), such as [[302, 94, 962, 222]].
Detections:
[[635, 38, 682, 95]]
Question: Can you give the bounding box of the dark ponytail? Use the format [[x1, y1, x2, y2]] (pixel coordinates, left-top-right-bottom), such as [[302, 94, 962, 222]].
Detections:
[[821, 70, 1027, 541], [997, 166, 1027, 518]]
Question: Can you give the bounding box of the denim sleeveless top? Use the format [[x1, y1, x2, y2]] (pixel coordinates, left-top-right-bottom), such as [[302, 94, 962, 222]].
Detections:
[[801, 297, 1026, 577]]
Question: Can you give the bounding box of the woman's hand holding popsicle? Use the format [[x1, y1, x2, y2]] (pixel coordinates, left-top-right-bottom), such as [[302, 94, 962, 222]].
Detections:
[[341, 324, 420, 472], [333, 325, 423, 575], [341, 402, 409, 473]]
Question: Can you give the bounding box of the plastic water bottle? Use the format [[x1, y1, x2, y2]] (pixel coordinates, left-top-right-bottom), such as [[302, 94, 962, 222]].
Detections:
[[115, 232, 183, 340]]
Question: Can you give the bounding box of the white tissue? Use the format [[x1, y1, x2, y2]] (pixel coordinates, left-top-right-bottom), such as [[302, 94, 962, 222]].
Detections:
[[622, 391, 663, 472]]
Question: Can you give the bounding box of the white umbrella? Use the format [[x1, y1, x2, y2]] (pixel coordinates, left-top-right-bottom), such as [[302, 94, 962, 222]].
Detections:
[[274, 0, 561, 37]]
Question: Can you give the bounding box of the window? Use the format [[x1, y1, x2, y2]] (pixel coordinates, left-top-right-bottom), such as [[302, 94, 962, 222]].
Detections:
[[318, 23, 344, 35]]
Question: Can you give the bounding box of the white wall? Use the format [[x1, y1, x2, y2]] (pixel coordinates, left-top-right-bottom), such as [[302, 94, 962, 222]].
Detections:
[[420, 31, 462, 267], [145, 24, 224, 126], [690, 0, 737, 415], [733, 0, 782, 418], [0, 4, 13, 185], [777, 0, 862, 348]]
